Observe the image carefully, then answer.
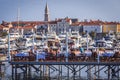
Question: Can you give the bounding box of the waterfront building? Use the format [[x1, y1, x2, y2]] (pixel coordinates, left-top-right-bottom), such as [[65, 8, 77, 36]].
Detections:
[[56, 18, 72, 34], [0, 24, 6, 32], [49, 21, 57, 32], [70, 23, 83, 33], [0, 3, 120, 36], [102, 23, 117, 33], [83, 24, 102, 34], [116, 24, 120, 33]]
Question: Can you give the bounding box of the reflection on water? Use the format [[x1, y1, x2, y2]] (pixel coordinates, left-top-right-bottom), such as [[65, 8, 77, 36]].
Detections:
[[0, 63, 119, 80]]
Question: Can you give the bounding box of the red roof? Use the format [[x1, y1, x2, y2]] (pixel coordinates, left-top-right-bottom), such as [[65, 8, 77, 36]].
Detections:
[[4, 19, 120, 28]]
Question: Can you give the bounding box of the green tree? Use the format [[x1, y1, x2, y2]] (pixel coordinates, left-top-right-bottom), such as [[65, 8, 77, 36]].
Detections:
[[0, 31, 8, 37], [89, 31, 96, 39]]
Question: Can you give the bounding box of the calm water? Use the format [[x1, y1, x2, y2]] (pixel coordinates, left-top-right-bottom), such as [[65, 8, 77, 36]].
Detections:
[[0, 62, 119, 80]]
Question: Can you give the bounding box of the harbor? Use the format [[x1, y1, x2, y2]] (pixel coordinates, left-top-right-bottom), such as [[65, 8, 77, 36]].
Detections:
[[0, 57, 120, 80], [0, 1, 120, 80], [0, 28, 120, 80]]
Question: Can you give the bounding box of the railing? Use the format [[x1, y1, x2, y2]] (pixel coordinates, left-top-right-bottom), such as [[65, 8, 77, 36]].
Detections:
[[11, 51, 120, 62]]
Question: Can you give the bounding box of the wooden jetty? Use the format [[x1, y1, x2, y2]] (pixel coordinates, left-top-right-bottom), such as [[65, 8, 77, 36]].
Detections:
[[10, 61, 120, 80]]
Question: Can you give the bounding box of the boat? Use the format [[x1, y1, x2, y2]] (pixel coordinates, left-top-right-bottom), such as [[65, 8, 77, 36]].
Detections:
[[58, 33, 66, 40], [94, 39, 113, 48], [46, 32, 59, 40], [10, 32, 20, 39]]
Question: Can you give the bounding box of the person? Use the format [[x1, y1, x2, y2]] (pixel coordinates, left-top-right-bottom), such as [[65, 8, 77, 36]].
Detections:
[[79, 46, 86, 61], [29, 49, 35, 56], [79, 46, 84, 54], [29, 49, 36, 61]]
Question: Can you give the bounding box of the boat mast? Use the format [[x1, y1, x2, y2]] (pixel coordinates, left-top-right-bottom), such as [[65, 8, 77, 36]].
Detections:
[[65, 32, 69, 62], [17, 8, 20, 33], [8, 26, 11, 61]]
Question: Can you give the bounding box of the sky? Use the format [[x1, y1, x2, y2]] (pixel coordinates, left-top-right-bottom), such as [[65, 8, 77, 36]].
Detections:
[[0, 0, 120, 23]]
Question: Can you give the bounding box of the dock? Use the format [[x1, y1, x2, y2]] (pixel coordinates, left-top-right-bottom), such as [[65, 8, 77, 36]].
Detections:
[[10, 61, 120, 80]]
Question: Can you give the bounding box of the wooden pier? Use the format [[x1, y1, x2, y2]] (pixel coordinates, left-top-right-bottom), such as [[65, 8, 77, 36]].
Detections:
[[10, 61, 120, 80]]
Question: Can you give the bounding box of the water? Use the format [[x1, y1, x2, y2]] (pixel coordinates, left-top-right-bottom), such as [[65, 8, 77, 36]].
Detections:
[[0, 62, 120, 80]]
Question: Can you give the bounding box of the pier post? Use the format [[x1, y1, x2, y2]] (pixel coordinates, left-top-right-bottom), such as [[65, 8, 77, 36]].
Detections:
[[15, 65, 17, 80], [67, 65, 69, 80], [0, 62, 1, 77], [12, 64, 14, 80], [79, 65, 81, 79], [60, 65, 62, 80], [58, 65, 60, 80], [117, 66, 119, 79], [25, 64, 27, 80], [39, 65, 42, 79], [45, 65, 49, 79], [98, 65, 100, 79], [108, 65, 110, 80], [43, 65, 45, 79], [28, 64, 31, 80], [94, 65, 97, 79]]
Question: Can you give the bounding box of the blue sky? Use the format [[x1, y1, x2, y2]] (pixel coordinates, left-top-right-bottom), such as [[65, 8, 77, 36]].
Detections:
[[0, 0, 120, 23]]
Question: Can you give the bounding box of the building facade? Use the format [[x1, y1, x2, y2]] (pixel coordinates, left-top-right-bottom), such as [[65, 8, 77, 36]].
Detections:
[[116, 24, 120, 33], [83, 25, 102, 33], [102, 24, 117, 33]]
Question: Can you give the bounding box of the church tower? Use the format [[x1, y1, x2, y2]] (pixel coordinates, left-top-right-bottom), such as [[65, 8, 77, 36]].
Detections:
[[44, 3, 50, 21]]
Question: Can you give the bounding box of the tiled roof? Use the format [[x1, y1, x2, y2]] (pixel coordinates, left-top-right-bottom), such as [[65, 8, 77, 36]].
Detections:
[[2, 19, 120, 28], [0, 25, 4, 28], [0, 25, 4, 29]]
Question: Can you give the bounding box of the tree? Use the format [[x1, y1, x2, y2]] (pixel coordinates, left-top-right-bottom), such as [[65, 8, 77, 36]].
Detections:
[[89, 31, 96, 39], [0, 31, 8, 37]]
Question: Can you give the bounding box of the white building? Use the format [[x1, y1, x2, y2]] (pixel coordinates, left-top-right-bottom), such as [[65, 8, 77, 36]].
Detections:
[[83, 25, 102, 33], [56, 18, 72, 34]]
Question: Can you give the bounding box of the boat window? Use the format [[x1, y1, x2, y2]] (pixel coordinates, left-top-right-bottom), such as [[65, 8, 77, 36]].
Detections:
[[63, 47, 66, 51]]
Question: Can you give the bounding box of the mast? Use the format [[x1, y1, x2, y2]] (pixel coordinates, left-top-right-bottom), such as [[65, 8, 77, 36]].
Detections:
[[17, 8, 20, 32], [65, 32, 69, 62], [8, 30, 11, 61]]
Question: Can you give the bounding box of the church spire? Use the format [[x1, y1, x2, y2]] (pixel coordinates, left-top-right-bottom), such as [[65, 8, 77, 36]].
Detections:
[[44, 2, 50, 21]]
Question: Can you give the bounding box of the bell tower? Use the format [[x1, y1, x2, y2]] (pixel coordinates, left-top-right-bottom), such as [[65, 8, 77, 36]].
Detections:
[[44, 3, 50, 21]]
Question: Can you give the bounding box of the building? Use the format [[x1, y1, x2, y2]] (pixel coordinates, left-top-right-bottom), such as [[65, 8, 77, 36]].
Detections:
[[70, 23, 83, 33], [1, 3, 120, 36], [56, 18, 72, 34], [116, 24, 120, 33], [102, 23, 117, 33], [83, 24, 102, 33], [44, 3, 50, 22]]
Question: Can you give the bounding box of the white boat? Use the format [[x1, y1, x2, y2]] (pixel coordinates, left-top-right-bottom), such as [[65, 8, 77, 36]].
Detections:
[[58, 33, 66, 39], [95, 40, 113, 48], [36, 33, 47, 41], [70, 31, 81, 48], [10, 32, 20, 39], [23, 32, 34, 38], [70, 31, 81, 39], [47, 32, 59, 40], [0, 40, 7, 49]]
